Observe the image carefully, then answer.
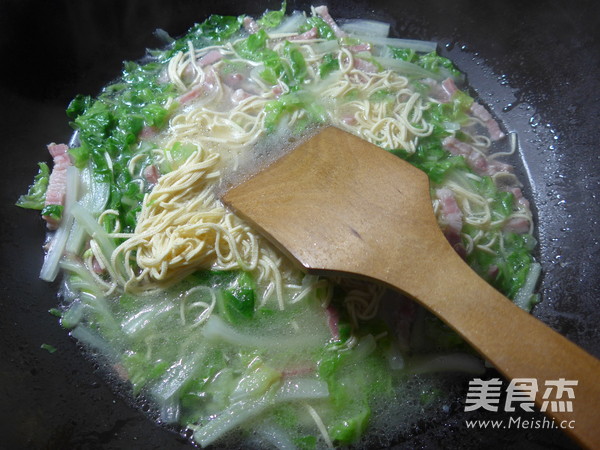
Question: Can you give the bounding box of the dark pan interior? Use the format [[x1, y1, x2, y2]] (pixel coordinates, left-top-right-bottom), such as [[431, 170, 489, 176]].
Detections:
[[1, 0, 598, 448]]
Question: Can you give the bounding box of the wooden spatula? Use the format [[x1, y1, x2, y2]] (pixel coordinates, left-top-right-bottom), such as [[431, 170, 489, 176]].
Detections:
[[222, 126, 599, 448]]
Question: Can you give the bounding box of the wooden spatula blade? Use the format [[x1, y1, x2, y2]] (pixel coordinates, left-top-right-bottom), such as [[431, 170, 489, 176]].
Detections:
[[222, 127, 442, 282], [222, 127, 600, 449]]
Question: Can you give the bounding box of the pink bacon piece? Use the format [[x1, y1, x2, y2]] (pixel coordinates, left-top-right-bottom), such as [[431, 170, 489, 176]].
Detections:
[[422, 77, 458, 103], [436, 187, 466, 257], [43, 143, 72, 229], [501, 188, 531, 234], [178, 86, 203, 104], [507, 186, 530, 209], [353, 58, 378, 73], [287, 27, 318, 41], [180, 50, 223, 85], [442, 136, 512, 177], [470, 102, 505, 141], [224, 73, 244, 88], [504, 217, 531, 234], [231, 88, 252, 104], [436, 188, 463, 235], [347, 43, 371, 53], [243, 16, 259, 34], [139, 126, 158, 140], [92, 257, 105, 275], [326, 304, 340, 340], [272, 84, 284, 97], [341, 115, 357, 126], [442, 136, 487, 174], [143, 164, 161, 185], [442, 77, 458, 97], [177, 68, 218, 104], [198, 49, 223, 67]]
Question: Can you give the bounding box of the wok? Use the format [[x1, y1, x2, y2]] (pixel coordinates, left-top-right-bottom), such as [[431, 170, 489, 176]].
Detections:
[[1, 0, 598, 448]]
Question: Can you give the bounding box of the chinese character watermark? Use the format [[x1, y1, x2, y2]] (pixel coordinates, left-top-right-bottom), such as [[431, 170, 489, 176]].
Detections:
[[465, 378, 503, 412], [505, 378, 537, 412], [464, 377, 578, 414], [541, 378, 578, 413]]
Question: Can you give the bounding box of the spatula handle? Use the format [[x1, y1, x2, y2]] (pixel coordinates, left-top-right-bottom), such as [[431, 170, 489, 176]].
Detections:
[[381, 243, 600, 449], [222, 127, 599, 447]]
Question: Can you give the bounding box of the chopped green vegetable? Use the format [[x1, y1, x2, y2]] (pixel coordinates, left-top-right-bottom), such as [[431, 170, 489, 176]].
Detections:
[[425, 90, 474, 127], [264, 92, 327, 132], [234, 29, 270, 61], [319, 53, 339, 78], [16, 162, 50, 210], [330, 407, 370, 444], [318, 336, 393, 445], [68, 145, 90, 169], [388, 47, 416, 63], [197, 14, 244, 42], [390, 142, 469, 184], [40, 343, 57, 354], [121, 352, 171, 395], [231, 359, 281, 401], [233, 30, 307, 91], [217, 271, 256, 323], [162, 142, 198, 172], [66, 61, 175, 233], [66, 94, 94, 120], [260, 49, 288, 85], [465, 229, 536, 299], [283, 41, 308, 89], [48, 308, 62, 317], [390, 48, 462, 79], [418, 51, 463, 78], [369, 88, 395, 103], [41, 204, 63, 221], [257, 1, 287, 28]]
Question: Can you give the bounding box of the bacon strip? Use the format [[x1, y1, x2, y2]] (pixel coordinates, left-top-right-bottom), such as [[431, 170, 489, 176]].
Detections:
[[198, 50, 223, 67], [436, 188, 465, 254], [443, 136, 512, 176], [506, 187, 530, 209], [347, 43, 371, 53], [470, 102, 505, 141], [436, 188, 463, 235], [353, 58, 378, 73], [423, 77, 458, 103], [139, 126, 158, 140], [441, 77, 458, 99], [243, 16, 259, 34], [231, 88, 252, 104], [504, 217, 530, 234], [177, 68, 217, 104], [143, 164, 160, 185], [287, 27, 318, 41], [43, 143, 72, 229], [326, 305, 340, 340]]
